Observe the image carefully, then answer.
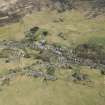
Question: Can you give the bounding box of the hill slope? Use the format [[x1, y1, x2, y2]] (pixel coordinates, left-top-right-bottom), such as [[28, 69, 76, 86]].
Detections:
[[0, 0, 105, 26]]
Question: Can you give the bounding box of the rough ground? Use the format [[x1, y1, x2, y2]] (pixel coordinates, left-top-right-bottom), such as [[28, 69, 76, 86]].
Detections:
[[0, 0, 105, 26], [0, 0, 105, 105]]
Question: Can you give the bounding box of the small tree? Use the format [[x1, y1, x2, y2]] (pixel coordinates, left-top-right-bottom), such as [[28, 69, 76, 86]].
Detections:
[[100, 69, 105, 75], [46, 65, 55, 76]]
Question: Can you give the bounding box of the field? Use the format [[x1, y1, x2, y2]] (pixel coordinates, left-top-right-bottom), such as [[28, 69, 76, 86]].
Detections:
[[0, 68, 105, 105], [0, 10, 105, 105]]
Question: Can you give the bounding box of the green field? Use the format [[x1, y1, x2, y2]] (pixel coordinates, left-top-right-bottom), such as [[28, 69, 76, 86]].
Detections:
[[0, 10, 105, 105], [0, 68, 105, 105]]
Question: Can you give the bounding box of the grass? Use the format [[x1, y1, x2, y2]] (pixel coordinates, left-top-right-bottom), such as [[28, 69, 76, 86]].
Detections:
[[0, 10, 105, 45], [0, 69, 105, 105], [0, 10, 105, 105]]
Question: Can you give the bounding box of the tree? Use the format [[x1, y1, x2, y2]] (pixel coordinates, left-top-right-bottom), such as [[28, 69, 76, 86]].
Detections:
[[46, 65, 55, 76]]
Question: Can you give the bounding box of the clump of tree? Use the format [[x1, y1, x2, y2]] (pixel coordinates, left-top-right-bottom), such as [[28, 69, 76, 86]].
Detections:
[[98, 64, 105, 75], [46, 65, 55, 76], [74, 43, 105, 65], [100, 69, 105, 75], [25, 26, 48, 42], [25, 26, 39, 42]]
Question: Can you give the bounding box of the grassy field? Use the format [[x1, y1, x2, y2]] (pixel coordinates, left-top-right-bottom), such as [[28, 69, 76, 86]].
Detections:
[[0, 10, 105, 105], [0, 10, 105, 45], [0, 68, 105, 105]]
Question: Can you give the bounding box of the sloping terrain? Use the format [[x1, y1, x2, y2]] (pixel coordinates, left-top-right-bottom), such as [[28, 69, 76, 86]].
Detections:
[[0, 0, 105, 26], [0, 10, 105, 105], [0, 0, 105, 105]]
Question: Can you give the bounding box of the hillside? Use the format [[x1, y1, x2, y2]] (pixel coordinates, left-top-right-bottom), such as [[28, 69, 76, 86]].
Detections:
[[0, 0, 105, 105], [0, 0, 105, 26]]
